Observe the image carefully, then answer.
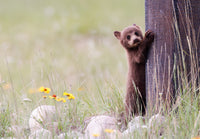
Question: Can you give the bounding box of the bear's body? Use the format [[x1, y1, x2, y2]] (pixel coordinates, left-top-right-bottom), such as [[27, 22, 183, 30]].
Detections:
[[114, 24, 154, 119]]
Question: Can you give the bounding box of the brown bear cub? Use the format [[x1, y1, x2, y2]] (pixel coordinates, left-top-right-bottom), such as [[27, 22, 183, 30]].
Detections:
[[114, 24, 154, 120]]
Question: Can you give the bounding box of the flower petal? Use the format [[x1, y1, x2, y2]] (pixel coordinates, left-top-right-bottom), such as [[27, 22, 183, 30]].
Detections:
[[39, 86, 45, 92], [104, 129, 114, 133], [92, 133, 100, 137]]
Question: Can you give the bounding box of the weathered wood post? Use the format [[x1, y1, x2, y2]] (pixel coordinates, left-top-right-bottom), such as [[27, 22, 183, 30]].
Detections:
[[145, 0, 200, 113]]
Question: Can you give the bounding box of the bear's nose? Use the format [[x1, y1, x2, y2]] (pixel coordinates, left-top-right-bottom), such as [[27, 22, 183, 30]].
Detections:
[[133, 39, 140, 44]]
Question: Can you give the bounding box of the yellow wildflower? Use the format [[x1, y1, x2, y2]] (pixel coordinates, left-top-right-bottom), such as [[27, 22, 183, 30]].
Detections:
[[39, 86, 45, 92], [49, 94, 57, 99], [39, 86, 51, 94], [104, 129, 114, 133], [61, 97, 66, 103], [92, 133, 100, 137], [67, 95, 75, 100], [44, 88, 51, 94], [63, 92, 70, 96], [55, 97, 62, 102], [55, 97, 66, 102], [63, 92, 75, 100], [43, 95, 47, 99]]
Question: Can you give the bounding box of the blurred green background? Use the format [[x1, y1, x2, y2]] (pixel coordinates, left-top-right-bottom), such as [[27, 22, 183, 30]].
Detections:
[[0, 0, 145, 94], [0, 0, 145, 133]]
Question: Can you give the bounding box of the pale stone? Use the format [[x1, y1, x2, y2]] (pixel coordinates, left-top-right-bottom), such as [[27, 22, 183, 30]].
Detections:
[[57, 132, 84, 139], [148, 114, 166, 136], [28, 128, 52, 139], [29, 105, 58, 134], [23, 98, 32, 102], [57, 133, 66, 139], [123, 116, 147, 136], [84, 115, 121, 139]]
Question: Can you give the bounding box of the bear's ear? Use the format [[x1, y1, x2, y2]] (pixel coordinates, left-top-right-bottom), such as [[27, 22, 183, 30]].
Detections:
[[135, 25, 142, 31], [114, 31, 121, 40]]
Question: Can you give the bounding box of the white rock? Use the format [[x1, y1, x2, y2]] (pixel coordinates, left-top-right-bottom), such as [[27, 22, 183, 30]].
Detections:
[[57, 131, 84, 139], [84, 115, 121, 139], [23, 98, 32, 102], [57, 133, 66, 139], [148, 114, 166, 135], [29, 105, 58, 134], [123, 116, 147, 136], [29, 128, 52, 139]]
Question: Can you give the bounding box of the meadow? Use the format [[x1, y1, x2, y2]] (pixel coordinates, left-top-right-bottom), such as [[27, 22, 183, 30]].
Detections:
[[0, 0, 199, 138]]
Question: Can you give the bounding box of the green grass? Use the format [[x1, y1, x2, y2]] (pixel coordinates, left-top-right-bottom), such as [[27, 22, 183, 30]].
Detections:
[[0, 0, 200, 138]]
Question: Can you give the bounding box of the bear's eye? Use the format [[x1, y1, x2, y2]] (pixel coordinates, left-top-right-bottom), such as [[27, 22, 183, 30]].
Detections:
[[127, 35, 131, 40], [135, 32, 139, 36]]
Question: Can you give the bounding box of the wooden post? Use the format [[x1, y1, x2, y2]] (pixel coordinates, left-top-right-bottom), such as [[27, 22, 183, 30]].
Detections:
[[145, 0, 200, 113]]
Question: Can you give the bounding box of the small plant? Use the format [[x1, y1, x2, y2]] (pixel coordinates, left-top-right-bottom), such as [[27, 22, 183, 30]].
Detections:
[[0, 105, 12, 137]]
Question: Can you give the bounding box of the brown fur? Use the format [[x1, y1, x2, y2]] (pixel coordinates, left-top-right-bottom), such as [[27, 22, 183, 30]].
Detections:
[[114, 24, 154, 119]]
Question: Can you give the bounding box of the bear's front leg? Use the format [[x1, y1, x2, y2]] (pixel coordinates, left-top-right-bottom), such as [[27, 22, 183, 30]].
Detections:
[[135, 30, 154, 64], [144, 30, 154, 45]]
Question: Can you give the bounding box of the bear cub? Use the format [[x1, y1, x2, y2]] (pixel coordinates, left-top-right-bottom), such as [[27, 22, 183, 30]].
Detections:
[[114, 24, 154, 119]]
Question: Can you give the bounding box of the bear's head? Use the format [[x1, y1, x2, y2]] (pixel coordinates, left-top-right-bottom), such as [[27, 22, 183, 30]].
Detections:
[[114, 24, 143, 49]]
